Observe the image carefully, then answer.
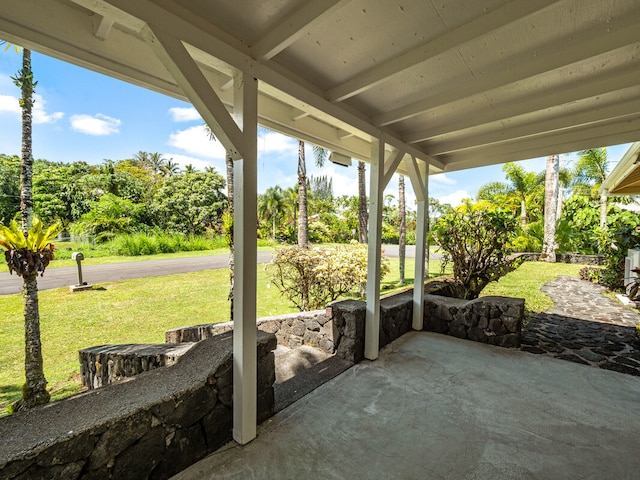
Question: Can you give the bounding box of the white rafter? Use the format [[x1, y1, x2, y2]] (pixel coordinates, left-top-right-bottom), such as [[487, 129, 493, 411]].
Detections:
[[251, 0, 351, 61], [327, 0, 558, 102], [373, 13, 640, 127]]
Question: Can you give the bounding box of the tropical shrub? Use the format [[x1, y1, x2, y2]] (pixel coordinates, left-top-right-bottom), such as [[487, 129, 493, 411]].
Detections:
[[0, 216, 62, 277], [268, 242, 390, 311], [598, 210, 640, 290], [432, 203, 519, 299], [106, 232, 227, 256]]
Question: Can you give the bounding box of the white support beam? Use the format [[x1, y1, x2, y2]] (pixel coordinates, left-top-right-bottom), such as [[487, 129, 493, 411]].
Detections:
[[327, 0, 558, 102], [373, 13, 640, 127], [364, 138, 384, 361], [382, 148, 405, 189], [103, 0, 437, 168], [143, 25, 245, 159], [251, 0, 351, 60], [92, 15, 114, 41], [232, 72, 259, 445], [406, 157, 429, 330]]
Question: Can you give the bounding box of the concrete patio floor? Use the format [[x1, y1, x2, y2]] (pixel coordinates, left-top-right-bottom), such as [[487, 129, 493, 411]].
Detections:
[[173, 332, 640, 479]]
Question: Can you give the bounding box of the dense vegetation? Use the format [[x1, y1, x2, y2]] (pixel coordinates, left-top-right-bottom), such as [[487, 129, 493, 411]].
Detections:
[[0, 152, 452, 247]]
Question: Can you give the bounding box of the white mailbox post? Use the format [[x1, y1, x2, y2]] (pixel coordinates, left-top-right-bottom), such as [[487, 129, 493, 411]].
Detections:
[[70, 252, 92, 292]]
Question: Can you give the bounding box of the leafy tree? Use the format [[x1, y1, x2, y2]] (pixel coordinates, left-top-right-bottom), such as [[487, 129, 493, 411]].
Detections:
[[152, 171, 226, 235], [432, 202, 519, 299], [598, 209, 640, 290], [0, 154, 20, 223], [32, 160, 94, 227], [72, 193, 144, 242]]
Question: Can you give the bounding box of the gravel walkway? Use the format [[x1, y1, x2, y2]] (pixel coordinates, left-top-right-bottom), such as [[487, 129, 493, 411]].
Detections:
[[522, 276, 640, 376]]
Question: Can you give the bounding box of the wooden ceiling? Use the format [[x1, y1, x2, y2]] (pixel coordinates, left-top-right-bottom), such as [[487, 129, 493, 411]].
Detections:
[[1, 0, 639, 175]]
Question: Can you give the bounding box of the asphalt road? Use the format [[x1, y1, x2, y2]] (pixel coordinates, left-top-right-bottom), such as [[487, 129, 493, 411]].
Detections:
[[0, 245, 420, 295]]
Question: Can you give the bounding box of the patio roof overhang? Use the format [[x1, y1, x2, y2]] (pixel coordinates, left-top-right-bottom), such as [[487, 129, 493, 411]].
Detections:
[[601, 142, 640, 195], [2, 0, 640, 446], [1, 0, 639, 173]]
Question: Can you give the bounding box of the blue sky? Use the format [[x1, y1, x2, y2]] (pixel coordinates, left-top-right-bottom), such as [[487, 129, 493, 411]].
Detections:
[[0, 50, 631, 209]]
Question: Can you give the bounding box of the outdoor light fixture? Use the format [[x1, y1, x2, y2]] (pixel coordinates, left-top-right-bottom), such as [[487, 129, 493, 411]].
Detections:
[[329, 152, 352, 167]]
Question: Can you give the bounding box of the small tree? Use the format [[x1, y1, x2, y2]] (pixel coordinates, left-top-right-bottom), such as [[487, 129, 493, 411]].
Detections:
[[432, 203, 519, 299], [268, 242, 390, 311]]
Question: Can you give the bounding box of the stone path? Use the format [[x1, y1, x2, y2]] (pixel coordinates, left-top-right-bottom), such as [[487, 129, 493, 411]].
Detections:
[[522, 276, 640, 376]]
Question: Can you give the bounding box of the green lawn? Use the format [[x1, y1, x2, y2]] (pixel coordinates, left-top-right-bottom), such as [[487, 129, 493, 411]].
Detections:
[[0, 257, 582, 413], [481, 261, 583, 320], [0, 255, 446, 412]]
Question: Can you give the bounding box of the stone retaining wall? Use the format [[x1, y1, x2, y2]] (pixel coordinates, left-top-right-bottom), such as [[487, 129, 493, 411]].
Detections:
[[0, 331, 276, 480], [166, 310, 335, 354], [79, 343, 195, 389], [512, 252, 605, 265], [424, 295, 525, 348]]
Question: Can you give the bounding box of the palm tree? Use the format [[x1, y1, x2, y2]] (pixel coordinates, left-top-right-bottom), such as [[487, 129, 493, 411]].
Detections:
[[502, 163, 544, 227], [7, 44, 51, 410], [573, 148, 609, 228], [161, 159, 180, 177], [541, 155, 560, 262], [357, 161, 368, 243], [148, 152, 166, 175], [297, 141, 328, 248], [398, 175, 406, 285], [258, 185, 286, 240]]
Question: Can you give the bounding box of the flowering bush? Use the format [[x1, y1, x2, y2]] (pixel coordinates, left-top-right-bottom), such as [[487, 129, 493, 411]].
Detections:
[[268, 242, 390, 311]]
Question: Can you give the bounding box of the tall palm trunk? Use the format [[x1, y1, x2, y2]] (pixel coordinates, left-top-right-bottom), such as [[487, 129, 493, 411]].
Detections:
[[15, 48, 49, 410], [599, 193, 607, 229], [519, 196, 527, 227], [20, 49, 34, 232], [19, 273, 49, 409], [297, 140, 308, 248], [398, 175, 406, 285], [542, 155, 559, 263], [226, 151, 234, 321], [357, 161, 367, 244]]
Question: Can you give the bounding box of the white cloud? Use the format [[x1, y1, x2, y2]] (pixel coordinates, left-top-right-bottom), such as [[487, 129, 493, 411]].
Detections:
[[70, 113, 121, 135], [169, 106, 201, 122], [437, 189, 470, 207], [259, 131, 298, 155], [0, 93, 63, 124], [33, 94, 64, 124], [0, 94, 20, 115], [168, 125, 226, 159], [429, 172, 456, 185]]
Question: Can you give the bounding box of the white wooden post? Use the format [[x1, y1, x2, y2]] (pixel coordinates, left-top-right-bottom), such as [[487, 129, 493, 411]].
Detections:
[[364, 138, 384, 360], [406, 156, 429, 330], [232, 72, 258, 444]]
